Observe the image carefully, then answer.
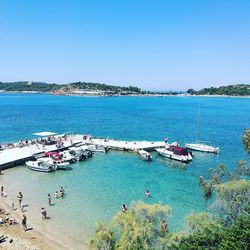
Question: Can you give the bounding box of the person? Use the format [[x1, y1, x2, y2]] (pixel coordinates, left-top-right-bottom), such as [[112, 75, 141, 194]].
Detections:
[[48, 194, 52, 206], [121, 204, 127, 213], [145, 190, 150, 198], [59, 187, 65, 197], [22, 214, 27, 231], [41, 207, 47, 219], [11, 202, 16, 211], [17, 192, 23, 208], [0, 186, 3, 196], [55, 191, 59, 198], [161, 220, 167, 232]]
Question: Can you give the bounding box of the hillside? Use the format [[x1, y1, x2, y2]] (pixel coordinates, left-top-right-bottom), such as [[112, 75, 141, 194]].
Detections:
[[187, 84, 250, 96], [0, 81, 142, 95]]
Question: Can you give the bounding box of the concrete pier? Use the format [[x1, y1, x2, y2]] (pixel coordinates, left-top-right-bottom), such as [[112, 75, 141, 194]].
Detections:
[[0, 134, 165, 170]]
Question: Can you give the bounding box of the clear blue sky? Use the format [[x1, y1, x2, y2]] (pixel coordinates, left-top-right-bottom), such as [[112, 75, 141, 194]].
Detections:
[[1, 0, 250, 90]]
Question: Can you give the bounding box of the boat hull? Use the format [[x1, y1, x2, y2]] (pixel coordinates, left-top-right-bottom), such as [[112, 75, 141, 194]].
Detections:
[[185, 143, 220, 153], [156, 149, 192, 162], [26, 161, 54, 172]]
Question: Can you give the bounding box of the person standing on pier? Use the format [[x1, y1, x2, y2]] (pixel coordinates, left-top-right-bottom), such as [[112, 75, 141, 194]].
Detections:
[[17, 192, 23, 209]]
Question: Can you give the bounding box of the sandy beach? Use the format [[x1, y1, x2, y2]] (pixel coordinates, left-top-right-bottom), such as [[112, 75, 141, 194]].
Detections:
[[0, 187, 88, 250]]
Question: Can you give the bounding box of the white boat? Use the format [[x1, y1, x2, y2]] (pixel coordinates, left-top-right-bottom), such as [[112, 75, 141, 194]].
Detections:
[[138, 150, 152, 161], [186, 106, 220, 153], [39, 157, 70, 169], [26, 160, 55, 172], [87, 144, 108, 153], [156, 145, 192, 162], [60, 150, 77, 163], [185, 143, 220, 153], [68, 147, 86, 161]]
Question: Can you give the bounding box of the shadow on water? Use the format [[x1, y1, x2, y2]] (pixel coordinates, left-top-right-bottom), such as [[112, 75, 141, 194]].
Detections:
[[157, 157, 189, 170]]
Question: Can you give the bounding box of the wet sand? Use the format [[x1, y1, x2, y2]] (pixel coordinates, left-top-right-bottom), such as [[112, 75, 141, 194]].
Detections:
[[0, 191, 88, 250]]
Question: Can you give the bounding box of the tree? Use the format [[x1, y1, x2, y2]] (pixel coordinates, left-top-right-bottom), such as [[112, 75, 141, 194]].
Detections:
[[212, 180, 250, 223], [90, 201, 171, 250], [242, 129, 250, 153], [90, 222, 116, 250]]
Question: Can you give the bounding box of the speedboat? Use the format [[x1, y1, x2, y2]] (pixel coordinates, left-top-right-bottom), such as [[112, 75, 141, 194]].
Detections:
[[60, 150, 77, 163], [68, 147, 87, 161], [138, 150, 152, 161], [87, 144, 108, 153], [185, 143, 220, 153], [156, 145, 192, 162], [39, 157, 70, 170], [26, 160, 55, 172]]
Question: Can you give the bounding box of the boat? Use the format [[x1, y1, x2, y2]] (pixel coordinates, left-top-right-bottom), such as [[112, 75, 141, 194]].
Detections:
[[68, 147, 87, 161], [156, 144, 192, 162], [87, 144, 108, 153], [60, 150, 77, 163], [185, 106, 220, 153], [185, 143, 220, 153], [39, 157, 70, 169], [26, 160, 55, 172], [138, 150, 152, 161]]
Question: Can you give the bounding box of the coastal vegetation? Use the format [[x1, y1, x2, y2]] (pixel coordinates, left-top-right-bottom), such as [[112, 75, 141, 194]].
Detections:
[[0, 81, 182, 96], [90, 130, 250, 250], [187, 84, 250, 96], [1, 81, 249, 96]]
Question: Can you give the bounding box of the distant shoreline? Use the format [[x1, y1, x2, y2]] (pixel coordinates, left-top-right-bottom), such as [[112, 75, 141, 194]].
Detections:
[[0, 90, 250, 98]]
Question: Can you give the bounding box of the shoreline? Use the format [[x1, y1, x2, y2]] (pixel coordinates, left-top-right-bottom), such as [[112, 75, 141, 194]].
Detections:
[[0, 90, 250, 98], [0, 177, 88, 250]]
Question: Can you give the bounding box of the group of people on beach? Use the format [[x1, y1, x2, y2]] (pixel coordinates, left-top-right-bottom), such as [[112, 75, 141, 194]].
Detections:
[[53, 186, 65, 200], [0, 184, 66, 234], [0, 187, 24, 230]]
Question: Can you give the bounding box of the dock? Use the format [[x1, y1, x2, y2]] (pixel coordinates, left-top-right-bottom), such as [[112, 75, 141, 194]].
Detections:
[[0, 134, 165, 170]]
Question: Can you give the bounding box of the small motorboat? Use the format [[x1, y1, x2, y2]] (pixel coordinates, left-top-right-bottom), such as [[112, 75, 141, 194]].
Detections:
[[87, 144, 108, 153], [60, 150, 77, 163], [156, 144, 192, 162], [26, 160, 55, 172], [185, 143, 220, 153], [39, 157, 70, 170], [138, 150, 152, 161], [68, 147, 87, 161]]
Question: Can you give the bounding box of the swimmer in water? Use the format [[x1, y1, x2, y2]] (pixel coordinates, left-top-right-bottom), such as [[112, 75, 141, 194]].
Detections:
[[145, 190, 150, 198], [121, 204, 127, 213]]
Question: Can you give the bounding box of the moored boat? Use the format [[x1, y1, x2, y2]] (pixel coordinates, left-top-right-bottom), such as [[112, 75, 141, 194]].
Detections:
[[87, 144, 108, 153], [68, 147, 87, 161], [156, 145, 192, 162], [39, 157, 70, 169], [138, 150, 152, 161], [185, 143, 220, 153], [26, 160, 55, 172]]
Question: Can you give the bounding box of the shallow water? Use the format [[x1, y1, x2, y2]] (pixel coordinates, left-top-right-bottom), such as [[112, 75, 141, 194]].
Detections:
[[0, 93, 249, 246]]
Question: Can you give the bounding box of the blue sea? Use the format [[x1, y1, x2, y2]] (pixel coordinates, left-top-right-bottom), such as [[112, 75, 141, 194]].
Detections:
[[0, 93, 249, 247]]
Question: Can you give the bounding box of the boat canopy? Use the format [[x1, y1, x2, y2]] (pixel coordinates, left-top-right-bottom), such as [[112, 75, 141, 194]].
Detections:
[[33, 131, 57, 137], [170, 146, 188, 156]]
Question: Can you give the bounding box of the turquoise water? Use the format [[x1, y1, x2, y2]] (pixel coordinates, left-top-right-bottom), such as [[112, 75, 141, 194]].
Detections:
[[0, 93, 250, 246]]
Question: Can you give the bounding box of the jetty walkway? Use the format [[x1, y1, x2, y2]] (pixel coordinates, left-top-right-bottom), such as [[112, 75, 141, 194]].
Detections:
[[0, 134, 165, 170]]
